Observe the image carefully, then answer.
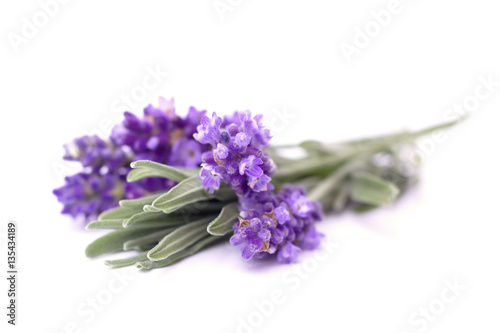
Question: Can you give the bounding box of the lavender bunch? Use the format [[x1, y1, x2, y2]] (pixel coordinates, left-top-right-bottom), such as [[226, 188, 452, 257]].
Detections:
[[63, 100, 462, 269], [53, 98, 209, 219]]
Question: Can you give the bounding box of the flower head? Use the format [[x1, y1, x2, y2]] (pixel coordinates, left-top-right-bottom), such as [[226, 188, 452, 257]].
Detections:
[[230, 184, 323, 263], [63, 135, 132, 171], [110, 98, 207, 165], [194, 110, 275, 195], [193, 112, 222, 146], [55, 97, 210, 219], [53, 173, 122, 218]]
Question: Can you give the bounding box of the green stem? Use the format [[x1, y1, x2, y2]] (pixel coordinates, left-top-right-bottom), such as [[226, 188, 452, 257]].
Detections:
[[307, 156, 368, 203], [273, 119, 462, 180]]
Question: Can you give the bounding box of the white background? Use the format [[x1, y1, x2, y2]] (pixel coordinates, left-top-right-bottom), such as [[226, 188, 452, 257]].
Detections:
[[1, 1, 500, 332]]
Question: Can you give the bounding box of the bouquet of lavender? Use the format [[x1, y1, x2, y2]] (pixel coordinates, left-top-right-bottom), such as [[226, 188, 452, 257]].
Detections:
[[54, 97, 461, 269]]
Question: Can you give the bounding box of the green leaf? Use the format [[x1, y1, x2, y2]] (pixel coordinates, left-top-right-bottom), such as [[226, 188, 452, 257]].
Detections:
[[350, 172, 400, 206], [123, 228, 176, 250], [119, 192, 164, 208], [176, 200, 231, 214], [123, 202, 234, 229], [143, 205, 162, 212], [85, 228, 163, 258], [332, 184, 350, 212], [86, 219, 126, 230], [124, 211, 179, 228], [273, 152, 355, 180], [352, 203, 378, 213], [137, 236, 223, 269], [299, 140, 324, 151], [207, 203, 239, 236], [147, 217, 213, 261], [151, 177, 213, 213], [308, 158, 367, 203], [98, 206, 142, 221], [104, 253, 149, 268], [127, 160, 199, 182], [88, 216, 185, 230]]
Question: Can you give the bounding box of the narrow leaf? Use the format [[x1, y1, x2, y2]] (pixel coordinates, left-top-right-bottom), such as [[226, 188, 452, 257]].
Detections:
[[86, 219, 126, 230], [104, 253, 149, 268], [207, 203, 239, 236], [138, 236, 222, 269], [308, 158, 367, 203], [98, 206, 142, 221], [128, 160, 199, 182], [332, 185, 350, 212], [123, 228, 176, 250], [350, 172, 400, 206], [88, 217, 183, 230], [119, 192, 164, 208], [85, 228, 163, 258], [124, 211, 176, 228], [144, 205, 161, 212], [147, 217, 213, 261], [152, 177, 212, 213]]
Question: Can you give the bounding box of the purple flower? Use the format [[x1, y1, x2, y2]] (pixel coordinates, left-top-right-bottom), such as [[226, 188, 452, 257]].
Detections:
[[63, 135, 131, 171], [274, 206, 290, 225], [157, 96, 176, 116], [300, 228, 324, 250], [199, 164, 223, 193], [239, 111, 272, 147], [239, 155, 263, 178], [194, 110, 275, 195], [214, 143, 229, 160], [231, 184, 323, 263], [193, 112, 222, 146], [111, 98, 207, 165], [55, 97, 210, 219], [235, 132, 251, 147], [169, 138, 202, 168], [288, 191, 315, 217], [53, 173, 122, 218], [277, 242, 302, 264], [184, 106, 207, 134], [258, 228, 271, 241], [248, 174, 273, 192]]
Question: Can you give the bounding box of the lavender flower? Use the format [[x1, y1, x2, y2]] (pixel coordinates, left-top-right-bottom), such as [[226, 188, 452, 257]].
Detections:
[[194, 111, 275, 195], [194, 109, 322, 263], [230, 184, 323, 263], [54, 97, 209, 219], [63, 135, 132, 171], [53, 173, 123, 218], [169, 138, 203, 168]]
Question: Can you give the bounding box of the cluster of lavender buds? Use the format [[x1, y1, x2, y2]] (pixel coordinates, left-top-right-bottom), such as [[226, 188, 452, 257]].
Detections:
[[194, 110, 323, 263], [194, 111, 276, 195], [231, 185, 323, 263], [62, 135, 131, 171], [54, 97, 209, 218], [53, 173, 123, 218]]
